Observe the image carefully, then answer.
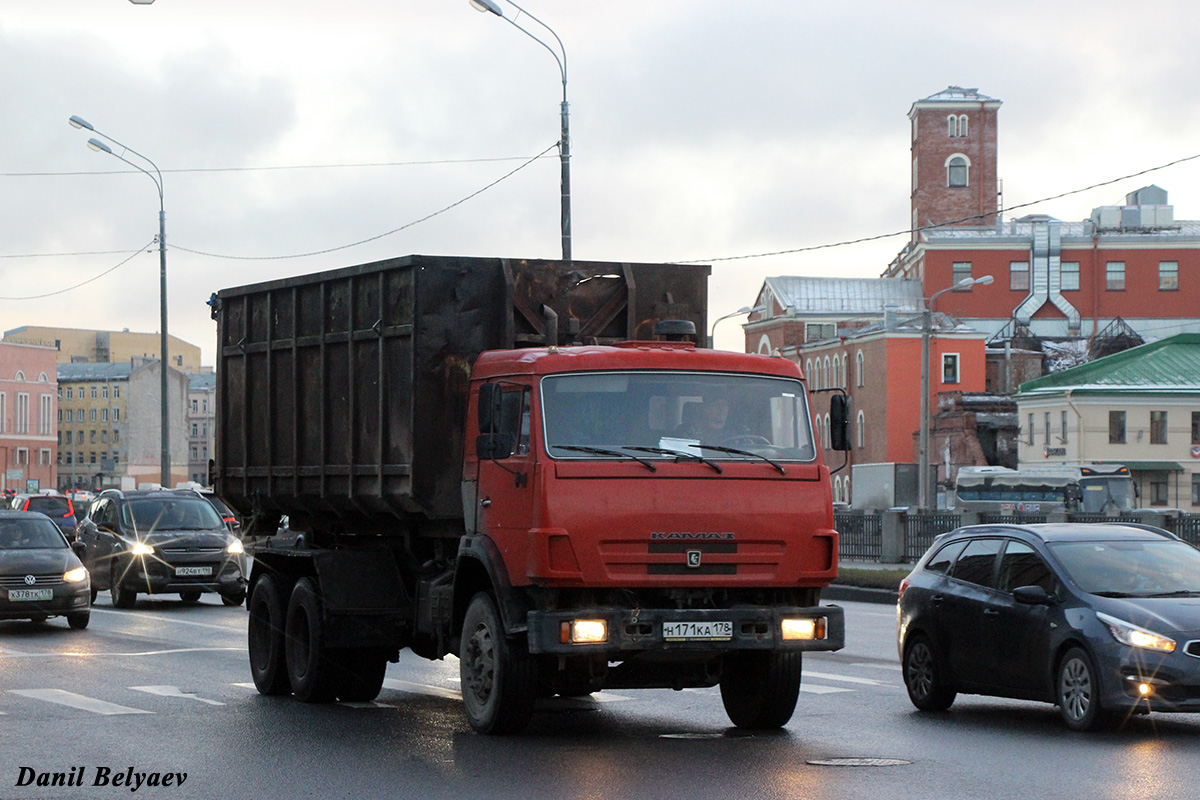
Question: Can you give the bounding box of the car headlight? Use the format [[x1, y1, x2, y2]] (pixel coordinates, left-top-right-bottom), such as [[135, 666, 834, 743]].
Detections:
[[130, 541, 154, 556], [226, 539, 244, 555], [1097, 612, 1176, 653], [63, 567, 88, 583]]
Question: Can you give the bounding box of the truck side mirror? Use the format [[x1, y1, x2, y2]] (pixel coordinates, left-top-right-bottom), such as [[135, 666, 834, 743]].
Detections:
[[828, 394, 850, 451], [476, 433, 516, 461], [478, 383, 502, 434]]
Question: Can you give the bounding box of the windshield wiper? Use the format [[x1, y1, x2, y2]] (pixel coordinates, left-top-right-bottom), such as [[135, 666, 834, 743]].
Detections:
[[1142, 590, 1200, 598], [1090, 591, 1138, 598], [622, 446, 722, 474], [693, 444, 786, 475], [555, 445, 657, 472]]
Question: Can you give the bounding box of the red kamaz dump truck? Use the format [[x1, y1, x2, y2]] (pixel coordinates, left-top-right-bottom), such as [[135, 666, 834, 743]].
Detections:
[[212, 255, 847, 734]]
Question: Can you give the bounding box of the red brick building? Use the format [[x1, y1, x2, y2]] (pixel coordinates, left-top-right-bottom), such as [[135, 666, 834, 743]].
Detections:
[[0, 341, 59, 494]]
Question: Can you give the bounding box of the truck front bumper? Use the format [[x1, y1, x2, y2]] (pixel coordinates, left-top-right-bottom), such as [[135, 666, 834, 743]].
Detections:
[[526, 604, 844, 656]]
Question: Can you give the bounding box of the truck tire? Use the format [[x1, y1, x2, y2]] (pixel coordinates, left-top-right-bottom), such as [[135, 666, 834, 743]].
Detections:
[[331, 649, 389, 702], [284, 577, 338, 702], [460, 592, 537, 734], [247, 574, 291, 696], [720, 650, 802, 729]]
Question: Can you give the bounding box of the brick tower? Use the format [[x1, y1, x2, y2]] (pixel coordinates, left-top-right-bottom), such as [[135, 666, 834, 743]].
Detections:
[[909, 87, 1001, 239]]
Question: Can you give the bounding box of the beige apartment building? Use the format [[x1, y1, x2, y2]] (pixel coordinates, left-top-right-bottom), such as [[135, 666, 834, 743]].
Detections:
[[4, 326, 202, 374], [1016, 334, 1200, 510]]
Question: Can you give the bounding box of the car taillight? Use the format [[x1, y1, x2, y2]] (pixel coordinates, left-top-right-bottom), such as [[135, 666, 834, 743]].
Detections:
[[897, 577, 911, 600]]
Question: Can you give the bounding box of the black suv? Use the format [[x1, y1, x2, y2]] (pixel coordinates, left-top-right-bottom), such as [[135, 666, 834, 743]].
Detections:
[[76, 489, 246, 608]]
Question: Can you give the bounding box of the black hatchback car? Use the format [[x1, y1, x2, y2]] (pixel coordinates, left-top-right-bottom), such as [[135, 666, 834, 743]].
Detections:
[[0, 511, 91, 628], [76, 489, 246, 608], [898, 523, 1200, 731]]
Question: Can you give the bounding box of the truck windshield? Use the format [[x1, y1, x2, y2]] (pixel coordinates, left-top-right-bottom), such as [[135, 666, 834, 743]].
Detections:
[[541, 372, 816, 462]]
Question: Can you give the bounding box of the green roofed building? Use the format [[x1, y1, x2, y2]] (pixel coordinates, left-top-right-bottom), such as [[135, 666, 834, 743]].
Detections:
[[1015, 334, 1200, 509]]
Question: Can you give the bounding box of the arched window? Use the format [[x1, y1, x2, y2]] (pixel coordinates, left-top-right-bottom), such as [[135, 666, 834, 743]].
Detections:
[[805, 360, 814, 388], [38, 373, 49, 383], [947, 114, 957, 137], [946, 154, 970, 187], [958, 114, 968, 138], [841, 352, 848, 388], [844, 476, 851, 505], [15, 371, 25, 381], [757, 335, 772, 355], [857, 411, 865, 449], [824, 414, 831, 450], [833, 476, 843, 504], [855, 352, 865, 387], [823, 357, 831, 389], [832, 355, 840, 389]]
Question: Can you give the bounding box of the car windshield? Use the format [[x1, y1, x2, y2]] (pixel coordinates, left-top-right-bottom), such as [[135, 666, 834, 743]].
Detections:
[[0, 519, 67, 549], [121, 498, 224, 532], [1049, 539, 1200, 596], [541, 371, 817, 462]]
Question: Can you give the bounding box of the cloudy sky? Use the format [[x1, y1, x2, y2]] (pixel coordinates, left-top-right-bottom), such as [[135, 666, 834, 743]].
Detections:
[[4, 0, 1200, 362]]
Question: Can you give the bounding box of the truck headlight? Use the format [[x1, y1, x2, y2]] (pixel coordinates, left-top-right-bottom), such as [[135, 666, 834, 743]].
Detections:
[[1098, 612, 1176, 653], [560, 619, 607, 644], [782, 617, 826, 641]]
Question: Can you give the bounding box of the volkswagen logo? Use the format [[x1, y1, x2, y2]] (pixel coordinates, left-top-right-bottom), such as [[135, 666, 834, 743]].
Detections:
[[24, 575, 36, 585]]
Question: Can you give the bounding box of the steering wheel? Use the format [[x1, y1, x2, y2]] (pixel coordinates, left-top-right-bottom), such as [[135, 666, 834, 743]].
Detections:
[[719, 435, 772, 448]]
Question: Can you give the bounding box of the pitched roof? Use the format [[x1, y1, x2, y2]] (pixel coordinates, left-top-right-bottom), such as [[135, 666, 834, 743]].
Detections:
[[1017, 334, 1200, 396], [57, 363, 132, 382], [761, 276, 924, 317]]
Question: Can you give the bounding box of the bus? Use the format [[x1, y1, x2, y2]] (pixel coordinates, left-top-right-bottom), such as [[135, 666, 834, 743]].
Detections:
[[952, 464, 1136, 515]]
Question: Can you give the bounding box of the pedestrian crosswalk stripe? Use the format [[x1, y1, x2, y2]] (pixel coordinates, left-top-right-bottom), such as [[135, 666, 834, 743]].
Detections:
[[9, 689, 152, 715], [129, 685, 225, 705], [800, 684, 852, 695], [382, 678, 461, 701], [804, 671, 893, 687]]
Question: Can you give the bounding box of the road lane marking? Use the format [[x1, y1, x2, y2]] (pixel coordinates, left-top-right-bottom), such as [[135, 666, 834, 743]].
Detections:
[[9, 689, 152, 715], [804, 671, 893, 686], [0, 647, 242, 659], [799, 684, 852, 694], [90, 607, 245, 633], [382, 678, 462, 701], [129, 685, 225, 705]]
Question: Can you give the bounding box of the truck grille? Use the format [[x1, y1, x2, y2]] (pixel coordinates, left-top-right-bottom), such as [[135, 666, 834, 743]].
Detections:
[[599, 539, 783, 579]]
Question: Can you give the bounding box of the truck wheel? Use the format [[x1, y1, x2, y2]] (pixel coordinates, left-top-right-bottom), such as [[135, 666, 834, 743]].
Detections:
[[284, 577, 337, 702], [720, 650, 802, 729], [111, 564, 137, 609], [460, 592, 537, 734], [332, 649, 389, 702], [247, 574, 291, 696], [903, 635, 956, 711]]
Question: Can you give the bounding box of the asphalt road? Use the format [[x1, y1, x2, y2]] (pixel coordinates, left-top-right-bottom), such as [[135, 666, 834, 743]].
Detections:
[[2, 594, 1198, 800]]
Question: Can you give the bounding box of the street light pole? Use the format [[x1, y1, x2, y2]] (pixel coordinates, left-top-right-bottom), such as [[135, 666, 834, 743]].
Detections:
[[708, 305, 766, 349], [918, 275, 993, 510], [470, 0, 571, 260], [69, 115, 172, 488]]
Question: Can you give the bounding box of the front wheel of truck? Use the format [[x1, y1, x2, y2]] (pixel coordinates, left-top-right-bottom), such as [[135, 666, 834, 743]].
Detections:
[[460, 592, 537, 735], [720, 650, 802, 729]]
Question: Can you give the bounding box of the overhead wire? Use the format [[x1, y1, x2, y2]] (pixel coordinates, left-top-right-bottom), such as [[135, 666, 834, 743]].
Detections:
[[0, 240, 155, 300]]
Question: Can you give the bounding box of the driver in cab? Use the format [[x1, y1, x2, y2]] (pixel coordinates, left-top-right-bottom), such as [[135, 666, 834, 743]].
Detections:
[[676, 395, 744, 442]]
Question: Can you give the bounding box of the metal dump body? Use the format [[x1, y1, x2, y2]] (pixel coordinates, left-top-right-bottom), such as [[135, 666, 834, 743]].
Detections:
[[213, 255, 709, 523]]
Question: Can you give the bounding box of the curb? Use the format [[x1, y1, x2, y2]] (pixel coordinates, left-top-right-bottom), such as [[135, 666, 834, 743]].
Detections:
[[824, 584, 898, 605]]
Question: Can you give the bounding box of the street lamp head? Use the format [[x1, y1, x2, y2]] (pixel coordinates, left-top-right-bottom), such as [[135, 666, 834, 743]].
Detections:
[[469, 0, 503, 16], [973, 275, 995, 286], [68, 115, 94, 131], [86, 138, 113, 154], [129, 0, 156, 5]]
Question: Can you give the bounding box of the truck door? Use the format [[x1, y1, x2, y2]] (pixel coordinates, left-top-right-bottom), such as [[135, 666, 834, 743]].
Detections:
[[474, 384, 535, 554]]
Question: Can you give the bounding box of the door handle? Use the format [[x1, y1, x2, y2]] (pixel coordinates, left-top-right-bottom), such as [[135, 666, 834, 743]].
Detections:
[[931, 595, 944, 605], [479, 498, 492, 507], [983, 608, 1000, 616]]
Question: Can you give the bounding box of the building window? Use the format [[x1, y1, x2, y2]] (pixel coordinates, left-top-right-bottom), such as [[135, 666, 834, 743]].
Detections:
[[1009, 261, 1029, 291], [102, 386, 109, 399], [1151, 410, 1168, 444], [947, 115, 957, 137], [952, 262, 972, 287], [1028, 413, 1035, 446], [16, 393, 29, 434], [39, 449, 51, 466], [1193, 474, 1200, 506], [1109, 410, 1126, 444], [114, 386, 120, 398], [113, 409, 120, 421], [91, 386, 97, 399], [823, 357, 831, 389], [832, 355, 840, 389], [65, 431, 73, 445], [192, 399, 199, 413], [805, 323, 836, 342], [1150, 478, 1169, 507], [65, 452, 72, 465], [1044, 412, 1052, 449], [1061, 262, 1080, 291], [857, 411, 865, 449], [66, 387, 73, 400], [947, 155, 969, 187], [15, 448, 29, 466], [942, 353, 960, 384], [1193, 411, 1200, 445], [805, 360, 814, 387], [39, 394, 52, 436], [191, 423, 199, 437], [90, 408, 97, 422], [1106, 262, 1125, 291], [1061, 410, 1069, 443], [102, 409, 109, 422], [1159, 261, 1179, 290], [90, 430, 97, 444], [855, 352, 865, 387]]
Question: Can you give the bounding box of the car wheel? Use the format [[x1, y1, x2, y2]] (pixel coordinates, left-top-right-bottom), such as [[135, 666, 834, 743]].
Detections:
[[460, 591, 537, 734], [180, 591, 202, 603], [28, 614, 48, 625], [903, 635, 957, 711], [67, 611, 90, 630], [221, 589, 246, 607], [111, 564, 137, 609], [331, 649, 389, 702], [1058, 647, 1116, 731], [719, 650, 802, 729], [90, 586, 98, 604], [284, 577, 338, 702], [247, 574, 291, 696]]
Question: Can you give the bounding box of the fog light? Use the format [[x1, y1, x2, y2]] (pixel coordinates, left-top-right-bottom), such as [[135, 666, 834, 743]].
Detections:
[[782, 617, 825, 641], [560, 619, 607, 644]]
